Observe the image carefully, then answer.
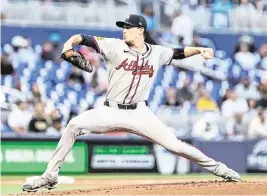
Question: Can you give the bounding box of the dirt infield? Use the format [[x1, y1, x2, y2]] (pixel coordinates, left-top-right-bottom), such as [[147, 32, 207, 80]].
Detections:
[[13, 180, 267, 195]]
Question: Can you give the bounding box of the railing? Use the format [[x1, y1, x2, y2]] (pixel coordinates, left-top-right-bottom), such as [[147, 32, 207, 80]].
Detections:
[[2, 0, 139, 28], [2, 0, 267, 32]]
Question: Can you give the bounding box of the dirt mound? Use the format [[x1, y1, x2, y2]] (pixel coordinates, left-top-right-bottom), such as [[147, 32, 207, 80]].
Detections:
[[15, 180, 267, 195]]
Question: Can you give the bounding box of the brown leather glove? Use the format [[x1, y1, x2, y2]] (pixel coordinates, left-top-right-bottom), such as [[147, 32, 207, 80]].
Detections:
[[60, 49, 93, 73]]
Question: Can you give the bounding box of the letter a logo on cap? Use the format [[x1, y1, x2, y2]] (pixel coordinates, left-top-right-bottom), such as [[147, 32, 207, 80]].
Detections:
[[126, 15, 130, 21]]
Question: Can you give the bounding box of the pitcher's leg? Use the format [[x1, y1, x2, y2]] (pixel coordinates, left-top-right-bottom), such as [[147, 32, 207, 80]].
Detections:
[[43, 122, 81, 180], [43, 106, 128, 180], [23, 115, 83, 192], [135, 124, 219, 172], [132, 107, 240, 181], [23, 106, 131, 192]]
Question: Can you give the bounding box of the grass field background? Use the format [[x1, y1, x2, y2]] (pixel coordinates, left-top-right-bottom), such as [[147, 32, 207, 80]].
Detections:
[[1, 173, 267, 195]]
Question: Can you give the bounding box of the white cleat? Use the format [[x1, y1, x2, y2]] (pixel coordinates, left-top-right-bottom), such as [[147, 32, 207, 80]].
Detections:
[[22, 176, 58, 192], [212, 162, 241, 182]]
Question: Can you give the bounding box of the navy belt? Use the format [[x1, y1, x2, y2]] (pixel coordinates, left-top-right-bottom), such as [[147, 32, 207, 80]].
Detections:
[[104, 100, 148, 110]]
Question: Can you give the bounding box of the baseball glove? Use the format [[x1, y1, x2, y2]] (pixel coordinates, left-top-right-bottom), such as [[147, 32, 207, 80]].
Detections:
[[60, 49, 93, 73]]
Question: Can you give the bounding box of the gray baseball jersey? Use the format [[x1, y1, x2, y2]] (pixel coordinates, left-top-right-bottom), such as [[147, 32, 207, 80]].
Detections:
[[94, 37, 173, 104]]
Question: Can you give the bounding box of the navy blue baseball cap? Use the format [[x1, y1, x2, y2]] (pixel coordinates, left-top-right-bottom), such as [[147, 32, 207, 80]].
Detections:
[[116, 14, 147, 31]]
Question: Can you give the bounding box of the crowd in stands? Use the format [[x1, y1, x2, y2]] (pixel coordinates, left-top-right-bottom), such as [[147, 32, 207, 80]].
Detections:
[[1, 34, 108, 136], [1, 31, 266, 141], [1, 0, 267, 140], [141, 0, 267, 33]]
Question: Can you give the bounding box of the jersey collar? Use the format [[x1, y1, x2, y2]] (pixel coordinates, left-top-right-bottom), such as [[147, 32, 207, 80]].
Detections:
[[124, 42, 152, 57]]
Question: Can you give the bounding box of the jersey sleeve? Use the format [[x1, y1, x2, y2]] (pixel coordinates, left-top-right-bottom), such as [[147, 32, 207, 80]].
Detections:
[[158, 45, 174, 66], [93, 36, 117, 62]]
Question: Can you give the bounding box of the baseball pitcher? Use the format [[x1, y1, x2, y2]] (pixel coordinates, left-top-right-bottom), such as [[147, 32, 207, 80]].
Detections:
[[23, 14, 240, 192]]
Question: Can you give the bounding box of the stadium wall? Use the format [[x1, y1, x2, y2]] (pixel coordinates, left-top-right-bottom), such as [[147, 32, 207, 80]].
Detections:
[[1, 136, 266, 174]]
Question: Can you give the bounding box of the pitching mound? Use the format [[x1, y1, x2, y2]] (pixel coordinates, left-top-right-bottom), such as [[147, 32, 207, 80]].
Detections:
[[17, 180, 267, 195]]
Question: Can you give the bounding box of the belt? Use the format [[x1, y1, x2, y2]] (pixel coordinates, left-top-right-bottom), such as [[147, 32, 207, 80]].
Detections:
[[104, 100, 147, 110]]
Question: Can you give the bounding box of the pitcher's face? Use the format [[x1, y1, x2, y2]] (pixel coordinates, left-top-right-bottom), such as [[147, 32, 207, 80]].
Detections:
[[123, 26, 144, 45]]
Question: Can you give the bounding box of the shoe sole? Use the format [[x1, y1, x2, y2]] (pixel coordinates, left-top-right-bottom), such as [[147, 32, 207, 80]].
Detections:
[[22, 187, 39, 193], [45, 184, 58, 190], [225, 178, 241, 182], [22, 184, 58, 193]]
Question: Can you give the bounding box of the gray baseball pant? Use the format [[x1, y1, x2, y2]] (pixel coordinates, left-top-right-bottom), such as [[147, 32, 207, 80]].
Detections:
[[43, 102, 218, 179]]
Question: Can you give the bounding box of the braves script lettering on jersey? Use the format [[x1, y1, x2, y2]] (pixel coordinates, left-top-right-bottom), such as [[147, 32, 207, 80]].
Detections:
[[40, 37, 238, 184], [115, 58, 154, 77]]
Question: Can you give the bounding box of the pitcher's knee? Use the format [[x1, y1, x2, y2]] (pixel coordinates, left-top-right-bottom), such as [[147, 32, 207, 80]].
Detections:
[[66, 118, 80, 134]]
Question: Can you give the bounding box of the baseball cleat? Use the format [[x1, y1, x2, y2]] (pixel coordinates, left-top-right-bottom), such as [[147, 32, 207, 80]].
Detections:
[[212, 162, 241, 182], [22, 176, 58, 192]]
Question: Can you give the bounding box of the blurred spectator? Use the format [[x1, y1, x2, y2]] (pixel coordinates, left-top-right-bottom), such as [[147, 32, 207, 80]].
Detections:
[[219, 88, 232, 106], [259, 81, 267, 92], [47, 107, 63, 123], [191, 112, 221, 141], [191, 31, 206, 48], [232, 0, 256, 30], [171, 7, 194, 46], [235, 35, 256, 53], [251, 0, 267, 31], [212, 0, 233, 13], [211, 0, 233, 28], [192, 81, 205, 102], [197, 89, 218, 111], [144, 31, 158, 45], [46, 118, 63, 136], [1, 53, 14, 75], [221, 89, 249, 119], [41, 41, 57, 61], [257, 90, 267, 108], [69, 68, 85, 85], [7, 100, 32, 135], [158, 87, 190, 136], [1, 0, 7, 21], [225, 113, 248, 140], [49, 33, 62, 61], [248, 107, 267, 139], [243, 98, 258, 121], [1, 13, 6, 20], [177, 78, 194, 105], [163, 0, 180, 21], [66, 75, 76, 89], [11, 35, 27, 52], [28, 102, 49, 133], [234, 77, 261, 100], [141, 5, 158, 45], [83, 54, 108, 95], [66, 69, 85, 93], [257, 44, 267, 70], [27, 83, 42, 103], [10, 35, 33, 66], [164, 86, 180, 107], [234, 40, 258, 71], [142, 6, 156, 31]]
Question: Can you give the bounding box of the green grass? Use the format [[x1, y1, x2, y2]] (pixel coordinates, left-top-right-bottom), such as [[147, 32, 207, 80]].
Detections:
[[1, 185, 90, 196], [2, 173, 267, 180], [1, 173, 267, 195]]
